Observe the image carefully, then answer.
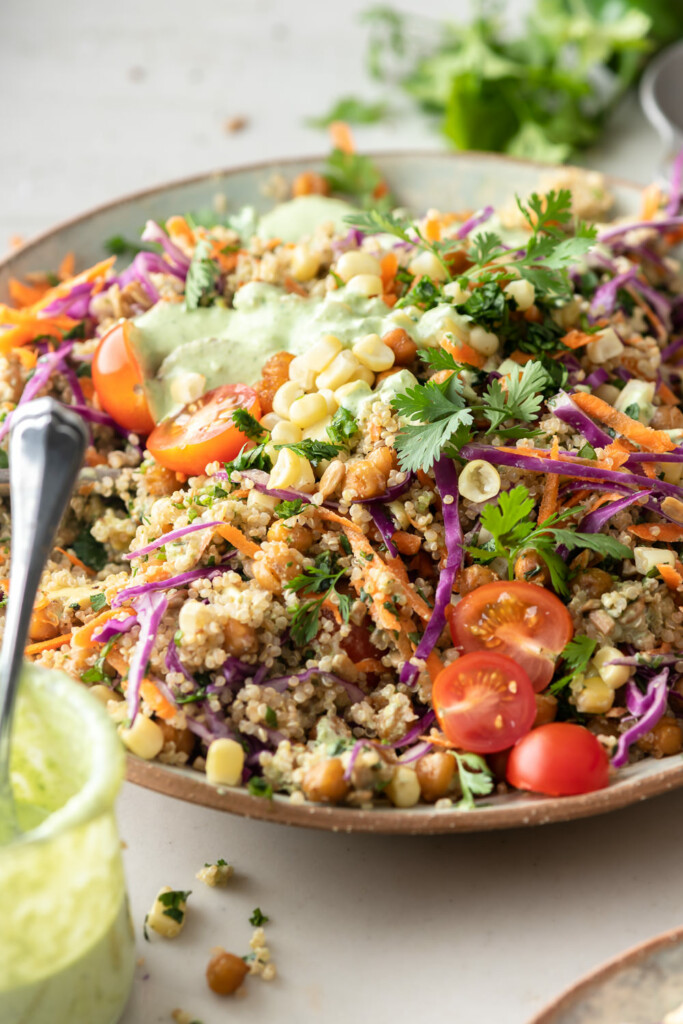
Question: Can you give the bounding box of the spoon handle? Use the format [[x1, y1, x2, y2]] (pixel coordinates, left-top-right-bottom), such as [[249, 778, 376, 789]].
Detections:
[[0, 399, 88, 774]]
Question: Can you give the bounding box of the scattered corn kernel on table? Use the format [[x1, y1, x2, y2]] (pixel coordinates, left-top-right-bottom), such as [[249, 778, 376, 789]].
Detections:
[[3, 1, 682, 1021]]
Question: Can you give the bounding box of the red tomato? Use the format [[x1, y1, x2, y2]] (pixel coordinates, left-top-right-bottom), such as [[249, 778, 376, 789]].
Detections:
[[431, 651, 536, 754], [506, 722, 609, 796], [147, 384, 261, 475], [92, 320, 155, 434], [446, 580, 573, 692]]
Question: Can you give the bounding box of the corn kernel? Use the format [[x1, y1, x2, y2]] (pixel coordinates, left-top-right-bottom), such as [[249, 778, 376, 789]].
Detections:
[[268, 448, 315, 492], [586, 327, 624, 363], [336, 250, 381, 282], [120, 714, 164, 760], [386, 766, 421, 808], [345, 274, 383, 298], [206, 737, 246, 786], [147, 886, 189, 939], [408, 250, 448, 282], [89, 684, 121, 705], [247, 489, 278, 512], [443, 280, 470, 303], [260, 412, 282, 431], [350, 364, 375, 386], [634, 546, 676, 575], [270, 419, 303, 445], [468, 325, 499, 356], [318, 388, 339, 415], [316, 350, 361, 391], [573, 675, 615, 715], [290, 246, 320, 282], [458, 460, 501, 503], [288, 355, 317, 392], [289, 393, 329, 429], [170, 372, 206, 406], [303, 334, 343, 372], [352, 333, 396, 372], [613, 379, 655, 424], [504, 279, 535, 311], [302, 415, 333, 442], [592, 645, 630, 690], [272, 380, 304, 419]]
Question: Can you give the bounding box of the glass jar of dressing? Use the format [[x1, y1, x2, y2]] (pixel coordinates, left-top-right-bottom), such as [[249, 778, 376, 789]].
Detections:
[[0, 664, 135, 1023]]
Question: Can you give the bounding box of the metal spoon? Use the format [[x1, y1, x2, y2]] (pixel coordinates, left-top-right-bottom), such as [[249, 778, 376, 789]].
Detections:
[[0, 399, 88, 833], [640, 40, 683, 181]]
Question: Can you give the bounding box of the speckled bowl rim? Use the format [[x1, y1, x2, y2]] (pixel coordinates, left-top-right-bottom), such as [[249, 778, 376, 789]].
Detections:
[[3, 148, 680, 835], [529, 924, 683, 1023]]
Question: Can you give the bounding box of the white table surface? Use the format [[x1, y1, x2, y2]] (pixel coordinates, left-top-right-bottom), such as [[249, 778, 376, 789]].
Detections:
[[2, 2, 679, 1021]]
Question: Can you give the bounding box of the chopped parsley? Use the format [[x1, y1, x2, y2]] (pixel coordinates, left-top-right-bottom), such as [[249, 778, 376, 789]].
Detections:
[[81, 638, 116, 685], [326, 406, 359, 445], [224, 443, 273, 479], [158, 889, 191, 925], [89, 592, 107, 613], [72, 530, 108, 572], [247, 776, 273, 799], [285, 550, 352, 645], [264, 706, 278, 728], [249, 907, 270, 926], [453, 751, 494, 810], [323, 149, 390, 209], [275, 439, 342, 466], [232, 408, 268, 441], [104, 234, 151, 258], [551, 635, 598, 694], [274, 498, 307, 519]]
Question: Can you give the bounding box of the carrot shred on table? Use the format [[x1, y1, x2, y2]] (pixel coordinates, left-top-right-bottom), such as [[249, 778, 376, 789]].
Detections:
[[629, 523, 683, 542], [329, 120, 355, 154], [538, 437, 560, 525], [657, 563, 683, 589], [570, 392, 676, 453], [215, 522, 260, 560], [54, 546, 96, 576], [25, 633, 73, 656]]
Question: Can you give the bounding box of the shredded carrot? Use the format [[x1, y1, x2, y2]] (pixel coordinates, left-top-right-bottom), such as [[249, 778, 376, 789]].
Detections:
[[561, 329, 594, 350], [73, 608, 123, 649], [538, 436, 560, 524], [329, 121, 355, 154], [657, 563, 683, 589], [441, 336, 486, 369], [657, 381, 679, 406], [54, 546, 96, 576], [624, 285, 667, 341], [629, 523, 683, 542], [583, 492, 624, 516], [640, 182, 662, 220], [380, 252, 398, 289], [8, 278, 49, 307], [58, 252, 75, 280], [215, 522, 260, 560], [321, 597, 342, 624], [283, 276, 308, 297], [139, 680, 176, 721], [382, 292, 398, 307], [15, 346, 38, 370], [424, 217, 441, 242], [353, 658, 385, 675], [508, 350, 534, 365], [165, 215, 196, 248], [570, 392, 676, 453], [25, 633, 73, 656]]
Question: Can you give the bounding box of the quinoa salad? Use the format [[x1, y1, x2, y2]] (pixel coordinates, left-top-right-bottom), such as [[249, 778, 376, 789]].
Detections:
[[5, 135, 683, 811]]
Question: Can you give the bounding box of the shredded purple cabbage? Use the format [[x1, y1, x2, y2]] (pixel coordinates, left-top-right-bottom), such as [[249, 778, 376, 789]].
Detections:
[[579, 491, 647, 533], [233, 469, 327, 506], [598, 216, 683, 245], [368, 503, 397, 557], [112, 561, 232, 607], [397, 739, 433, 764], [165, 635, 196, 684], [40, 281, 95, 318], [401, 456, 461, 685], [0, 341, 73, 443], [611, 668, 669, 768], [141, 220, 191, 274], [125, 520, 224, 560], [550, 391, 613, 449], [589, 268, 638, 318], [126, 592, 168, 724], [355, 471, 413, 504], [457, 205, 494, 239], [343, 739, 372, 780], [661, 335, 683, 362], [92, 612, 138, 643], [390, 709, 436, 748], [667, 150, 683, 216], [583, 367, 610, 389]]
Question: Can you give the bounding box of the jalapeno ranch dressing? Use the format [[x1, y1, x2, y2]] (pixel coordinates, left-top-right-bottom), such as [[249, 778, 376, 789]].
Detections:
[[127, 196, 438, 420], [0, 666, 134, 1024]]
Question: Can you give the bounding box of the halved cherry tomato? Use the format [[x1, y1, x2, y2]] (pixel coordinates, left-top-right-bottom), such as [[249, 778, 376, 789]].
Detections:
[[506, 722, 609, 796], [431, 651, 536, 754], [92, 320, 155, 434], [446, 580, 573, 692], [147, 384, 261, 475]]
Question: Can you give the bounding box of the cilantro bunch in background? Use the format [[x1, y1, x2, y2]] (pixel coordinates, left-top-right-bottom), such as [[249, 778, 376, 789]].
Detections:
[[313, 0, 683, 162]]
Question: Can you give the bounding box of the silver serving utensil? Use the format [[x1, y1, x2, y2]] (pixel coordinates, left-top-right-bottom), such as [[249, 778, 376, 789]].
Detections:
[[0, 399, 88, 834], [640, 40, 683, 181]]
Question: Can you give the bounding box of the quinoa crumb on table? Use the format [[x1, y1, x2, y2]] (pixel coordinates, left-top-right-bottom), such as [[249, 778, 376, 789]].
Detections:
[[5, 133, 683, 809]]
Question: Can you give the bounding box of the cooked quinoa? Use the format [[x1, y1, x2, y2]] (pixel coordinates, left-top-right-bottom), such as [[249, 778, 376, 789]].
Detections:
[[5, 150, 683, 809]]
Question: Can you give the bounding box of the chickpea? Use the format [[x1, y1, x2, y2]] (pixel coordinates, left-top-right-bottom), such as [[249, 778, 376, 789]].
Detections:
[[637, 716, 683, 758], [514, 550, 551, 587], [416, 752, 455, 802], [267, 519, 314, 551], [382, 328, 418, 366], [292, 171, 330, 198], [156, 720, 195, 757], [144, 463, 180, 497], [224, 618, 256, 657], [410, 550, 437, 579], [302, 758, 349, 803], [651, 406, 683, 430], [252, 542, 304, 592], [318, 459, 346, 499], [457, 564, 499, 596], [571, 568, 614, 599], [375, 368, 401, 386], [534, 692, 558, 728], [344, 461, 388, 501], [254, 351, 295, 415], [28, 603, 61, 642], [392, 531, 421, 556], [206, 949, 249, 995]]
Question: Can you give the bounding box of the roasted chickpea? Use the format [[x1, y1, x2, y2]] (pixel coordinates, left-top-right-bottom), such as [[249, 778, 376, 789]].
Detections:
[[637, 716, 683, 757], [514, 549, 551, 587], [266, 519, 314, 551], [302, 758, 349, 803], [381, 328, 418, 366], [344, 461, 388, 501], [206, 949, 249, 995], [254, 351, 295, 415], [223, 618, 256, 657], [416, 752, 456, 802], [457, 564, 499, 596], [534, 692, 558, 728], [571, 567, 614, 599], [651, 406, 683, 430], [156, 720, 196, 758], [368, 446, 396, 476], [28, 603, 61, 642], [392, 531, 421, 556], [375, 368, 401, 386], [292, 171, 330, 197]]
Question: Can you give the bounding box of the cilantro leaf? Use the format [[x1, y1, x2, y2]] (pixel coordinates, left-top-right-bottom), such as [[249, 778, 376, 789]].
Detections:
[[275, 440, 341, 466], [326, 406, 359, 445], [457, 280, 506, 328], [158, 890, 191, 924], [274, 499, 307, 519], [549, 530, 631, 561], [551, 635, 597, 694], [308, 96, 388, 128], [324, 149, 389, 209], [249, 907, 270, 926], [89, 592, 107, 613], [482, 360, 549, 432], [454, 751, 494, 810], [392, 379, 473, 472], [247, 776, 273, 799], [224, 444, 272, 479], [232, 408, 268, 441], [72, 530, 108, 572], [285, 550, 351, 646], [185, 238, 219, 309]]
